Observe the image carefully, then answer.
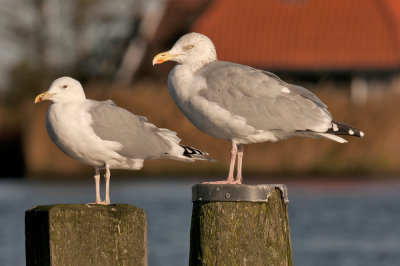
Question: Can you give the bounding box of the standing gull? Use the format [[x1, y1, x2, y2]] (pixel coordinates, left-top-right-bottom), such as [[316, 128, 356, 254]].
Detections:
[[153, 32, 364, 184], [35, 77, 213, 204]]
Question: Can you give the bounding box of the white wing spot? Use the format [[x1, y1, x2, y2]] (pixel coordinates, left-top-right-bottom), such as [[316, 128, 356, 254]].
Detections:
[[281, 87, 290, 93], [333, 123, 339, 132], [349, 129, 354, 135], [360, 131, 364, 137]]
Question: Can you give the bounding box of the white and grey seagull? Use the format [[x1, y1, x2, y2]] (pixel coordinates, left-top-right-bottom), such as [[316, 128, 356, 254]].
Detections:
[[153, 32, 364, 184], [35, 76, 213, 204]]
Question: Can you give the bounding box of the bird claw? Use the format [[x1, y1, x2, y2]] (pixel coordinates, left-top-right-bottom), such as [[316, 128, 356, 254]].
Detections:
[[85, 200, 110, 206], [202, 179, 242, 184], [96, 200, 110, 205]]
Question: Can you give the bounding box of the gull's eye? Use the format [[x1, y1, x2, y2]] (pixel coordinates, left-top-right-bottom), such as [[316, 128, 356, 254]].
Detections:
[[62, 85, 68, 89], [184, 44, 194, 50]]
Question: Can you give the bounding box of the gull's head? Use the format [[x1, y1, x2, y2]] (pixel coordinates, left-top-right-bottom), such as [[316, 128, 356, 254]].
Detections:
[[35, 77, 86, 104], [153, 32, 217, 69]]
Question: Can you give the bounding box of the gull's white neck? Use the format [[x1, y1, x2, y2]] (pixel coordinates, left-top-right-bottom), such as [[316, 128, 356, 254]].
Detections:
[[168, 63, 209, 102], [51, 95, 86, 104], [179, 59, 213, 73]]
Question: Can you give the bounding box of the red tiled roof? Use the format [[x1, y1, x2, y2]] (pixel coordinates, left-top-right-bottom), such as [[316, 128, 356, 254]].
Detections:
[[191, 0, 400, 70]]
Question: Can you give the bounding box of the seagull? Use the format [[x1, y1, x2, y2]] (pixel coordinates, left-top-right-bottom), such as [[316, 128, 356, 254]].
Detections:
[[153, 32, 364, 184], [35, 77, 213, 204]]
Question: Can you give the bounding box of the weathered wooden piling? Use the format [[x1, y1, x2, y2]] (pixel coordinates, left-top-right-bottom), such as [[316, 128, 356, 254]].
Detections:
[[25, 204, 147, 266], [190, 184, 292, 266]]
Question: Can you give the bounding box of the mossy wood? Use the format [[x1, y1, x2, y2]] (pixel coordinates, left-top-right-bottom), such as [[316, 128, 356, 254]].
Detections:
[[25, 204, 147, 266], [190, 185, 292, 266]]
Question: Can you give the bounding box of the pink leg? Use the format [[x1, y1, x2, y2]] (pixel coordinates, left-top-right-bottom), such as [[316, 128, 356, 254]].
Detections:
[[236, 144, 244, 184], [86, 168, 102, 205], [203, 141, 241, 184], [103, 166, 111, 205], [89, 166, 111, 205], [226, 142, 238, 182], [94, 168, 102, 203]]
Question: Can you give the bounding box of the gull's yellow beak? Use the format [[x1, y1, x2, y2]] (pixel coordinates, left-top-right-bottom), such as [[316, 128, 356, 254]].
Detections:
[[152, 51, 178, 65], [34, 92, 54, 103]]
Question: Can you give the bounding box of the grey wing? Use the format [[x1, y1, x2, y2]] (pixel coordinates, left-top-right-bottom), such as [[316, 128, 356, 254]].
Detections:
[[88, 100, 173, 159], [197, 61, 332, 132]]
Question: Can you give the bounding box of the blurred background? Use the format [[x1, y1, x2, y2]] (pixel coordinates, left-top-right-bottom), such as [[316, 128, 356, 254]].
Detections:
[[1, 0, 400, 178], [0, 0, 400, 265]]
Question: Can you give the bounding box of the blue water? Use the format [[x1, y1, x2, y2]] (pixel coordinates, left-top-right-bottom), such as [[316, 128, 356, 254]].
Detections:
[[0, 178, 399, 266]]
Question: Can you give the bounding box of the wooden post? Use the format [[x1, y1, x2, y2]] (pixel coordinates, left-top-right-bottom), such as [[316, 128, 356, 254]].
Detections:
[[25, 204, 147, 266], [189, 184, 292, 266]]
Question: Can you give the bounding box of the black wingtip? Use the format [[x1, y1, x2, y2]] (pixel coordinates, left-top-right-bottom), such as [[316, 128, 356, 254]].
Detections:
[[327, 121, 364, 138], [181, 145, 208, 156], [180, 145, 215, 161]]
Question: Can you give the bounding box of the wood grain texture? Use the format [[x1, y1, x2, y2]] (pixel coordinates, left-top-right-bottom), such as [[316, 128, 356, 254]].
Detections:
[[25, 204, 147, 266], [190, 188, 292, 266]]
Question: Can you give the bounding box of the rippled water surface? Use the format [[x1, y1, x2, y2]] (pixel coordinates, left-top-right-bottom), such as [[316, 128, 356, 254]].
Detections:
[[0, 178, 399, 266]]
